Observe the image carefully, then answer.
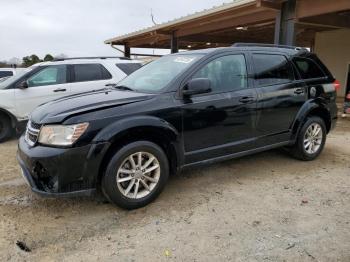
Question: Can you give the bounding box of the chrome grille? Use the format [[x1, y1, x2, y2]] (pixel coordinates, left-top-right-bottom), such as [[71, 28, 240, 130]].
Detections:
[[30, 121, 42, 130], [25, 121, 41, 146]]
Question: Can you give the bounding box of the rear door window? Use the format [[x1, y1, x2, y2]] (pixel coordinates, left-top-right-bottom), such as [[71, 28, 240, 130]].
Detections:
[[73, 64, 112, 82], [252, 54, 294, 86], [0, 71, 13, 78], [116, 63, 142, 75], [292, 57, 326, 79]]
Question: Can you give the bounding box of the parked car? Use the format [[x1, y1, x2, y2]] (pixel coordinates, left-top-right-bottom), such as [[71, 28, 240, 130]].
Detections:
[[0, 57, 142, 141], [0, 68, 27, 81], [17, 44, 338, 209]]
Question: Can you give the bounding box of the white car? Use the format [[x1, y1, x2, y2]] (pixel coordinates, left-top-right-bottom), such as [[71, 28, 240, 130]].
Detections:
[[0, 57, 142, 142], [0, 68, 27, 81]]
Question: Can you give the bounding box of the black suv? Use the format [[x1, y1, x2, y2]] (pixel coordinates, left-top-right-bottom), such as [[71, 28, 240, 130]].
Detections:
[[17, 44, 338, 209]]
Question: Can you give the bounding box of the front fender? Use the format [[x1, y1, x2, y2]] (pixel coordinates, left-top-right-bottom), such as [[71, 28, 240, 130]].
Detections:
[[92, 115, 183, 172], [92, 115, 179, 143]]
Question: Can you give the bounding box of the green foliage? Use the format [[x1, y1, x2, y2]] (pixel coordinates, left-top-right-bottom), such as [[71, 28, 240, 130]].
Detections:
[[22, 54, 54, 67], [22, 54, 41, 67], [44, 54, 54, 61]]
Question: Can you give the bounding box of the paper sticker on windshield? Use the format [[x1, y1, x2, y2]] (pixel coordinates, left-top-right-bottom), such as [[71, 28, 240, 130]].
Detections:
[[174, 57, 195, 64]]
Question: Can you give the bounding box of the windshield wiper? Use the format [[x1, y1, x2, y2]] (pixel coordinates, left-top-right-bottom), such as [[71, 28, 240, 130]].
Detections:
[[112, 85, 134, 91]]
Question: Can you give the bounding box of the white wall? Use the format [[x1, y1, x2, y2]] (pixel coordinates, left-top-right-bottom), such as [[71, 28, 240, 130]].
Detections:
[[314, 29, 350, 97]]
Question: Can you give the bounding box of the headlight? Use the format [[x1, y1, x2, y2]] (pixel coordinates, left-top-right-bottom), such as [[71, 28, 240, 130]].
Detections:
[[38, 123, 89, 146]]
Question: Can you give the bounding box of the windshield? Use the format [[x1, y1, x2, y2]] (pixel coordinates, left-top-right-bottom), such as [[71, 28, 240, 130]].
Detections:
[[117, 54, 203, 93], [0, 69, 32, 89]]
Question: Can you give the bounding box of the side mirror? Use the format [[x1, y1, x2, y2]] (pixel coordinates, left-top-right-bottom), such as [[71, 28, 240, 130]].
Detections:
[[18, 80, 28, 89], [182, 78, 211, 97]]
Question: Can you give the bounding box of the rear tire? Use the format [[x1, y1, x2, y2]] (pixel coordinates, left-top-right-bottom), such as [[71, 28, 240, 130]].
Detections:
[[289, 116, 326, 161], [102, 141, 169, 209], [0, 115, 12, 143]]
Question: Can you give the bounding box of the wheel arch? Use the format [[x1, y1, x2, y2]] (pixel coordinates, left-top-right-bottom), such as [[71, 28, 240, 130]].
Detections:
[[291, 99, 332, 141], [0, 108, 17, 129], [94, 116, 182, 185]]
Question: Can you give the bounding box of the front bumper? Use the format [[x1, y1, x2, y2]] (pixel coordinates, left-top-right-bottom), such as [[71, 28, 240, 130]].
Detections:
[[17, 136, 109, 197]]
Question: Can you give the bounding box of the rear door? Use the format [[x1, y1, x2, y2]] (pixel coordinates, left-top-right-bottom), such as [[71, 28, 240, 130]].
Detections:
[[15, 64, 70, 119], [69, 63, 113, 94], [251, 53, 307, 146]]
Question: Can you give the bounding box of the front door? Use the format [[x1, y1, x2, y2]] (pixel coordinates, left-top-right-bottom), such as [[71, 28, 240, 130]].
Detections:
[[182, 53, 258, 164], [15, 65, 70, 119]]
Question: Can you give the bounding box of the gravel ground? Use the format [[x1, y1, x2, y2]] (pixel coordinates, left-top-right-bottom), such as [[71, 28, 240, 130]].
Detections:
[[0, 117, 349, 262]]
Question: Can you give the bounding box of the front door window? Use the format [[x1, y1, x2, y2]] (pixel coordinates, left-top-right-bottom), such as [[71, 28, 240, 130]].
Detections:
[[27, 65, 67, 87], [193, 54, 247, 93]]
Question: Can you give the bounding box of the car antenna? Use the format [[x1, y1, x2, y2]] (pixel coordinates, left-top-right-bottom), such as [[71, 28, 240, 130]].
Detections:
[[151, 8, 158, 25]]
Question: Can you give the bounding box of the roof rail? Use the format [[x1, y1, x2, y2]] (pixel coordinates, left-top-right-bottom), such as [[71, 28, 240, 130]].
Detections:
[[52, 56, 131, 61], [232, 43, 308, 51]]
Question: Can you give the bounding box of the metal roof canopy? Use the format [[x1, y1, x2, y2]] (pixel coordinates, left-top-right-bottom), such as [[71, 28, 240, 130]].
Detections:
[[105, 0, 350, 54]]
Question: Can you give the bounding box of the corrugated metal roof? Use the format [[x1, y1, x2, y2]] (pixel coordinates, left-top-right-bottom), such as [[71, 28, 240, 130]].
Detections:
[[104, 0, 257, 44]]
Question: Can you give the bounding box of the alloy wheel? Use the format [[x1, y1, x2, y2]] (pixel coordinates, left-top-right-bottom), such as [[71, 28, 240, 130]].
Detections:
[[303, 123, 323, 154], [116, 152, 161, 199]]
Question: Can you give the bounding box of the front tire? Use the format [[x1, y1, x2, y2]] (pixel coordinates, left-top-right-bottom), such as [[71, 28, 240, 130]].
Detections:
[[290, 116, 326, 161], [0, 115, 12, 143], [102, 141, 169, 209]]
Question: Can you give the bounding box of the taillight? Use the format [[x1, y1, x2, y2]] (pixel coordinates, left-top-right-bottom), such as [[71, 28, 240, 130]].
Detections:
[[333, 80, 341, 92], [346, 93, 350, 100]]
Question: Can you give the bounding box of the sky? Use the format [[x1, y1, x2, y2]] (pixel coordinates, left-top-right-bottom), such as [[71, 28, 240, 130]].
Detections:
[[0, 0, 233, 62]]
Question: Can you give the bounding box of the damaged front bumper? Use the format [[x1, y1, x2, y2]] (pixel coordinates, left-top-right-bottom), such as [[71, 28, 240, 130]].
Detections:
[[17, 136, 109, 198]]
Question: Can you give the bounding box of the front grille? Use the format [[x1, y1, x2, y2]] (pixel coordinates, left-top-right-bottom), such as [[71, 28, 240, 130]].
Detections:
[[30, 121, 42, 130], [25, 121, 42, 146]]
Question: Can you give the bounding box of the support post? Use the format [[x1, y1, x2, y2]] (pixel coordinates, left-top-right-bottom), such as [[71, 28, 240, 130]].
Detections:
[[124, 44, 130, 58], [274, 10, 281, 44], [277, 0, 296, 46], [171, 32, 178, 53]]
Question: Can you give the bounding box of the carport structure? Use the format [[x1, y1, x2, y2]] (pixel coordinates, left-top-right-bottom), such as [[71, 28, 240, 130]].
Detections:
[[105, 0, 350, 97]]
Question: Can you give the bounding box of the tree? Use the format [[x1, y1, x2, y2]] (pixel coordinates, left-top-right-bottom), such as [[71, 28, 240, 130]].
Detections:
[[22, 56, 32, 67], [22, 54, 41, 67], [44, 54, 54, 61], [30, 54, 41, 64]]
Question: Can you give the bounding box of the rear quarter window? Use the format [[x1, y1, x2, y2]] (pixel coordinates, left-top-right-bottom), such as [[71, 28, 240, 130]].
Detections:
[[293, 57, 326, 79], [252, 54, 294, 86], [116, 63, 142, 75]]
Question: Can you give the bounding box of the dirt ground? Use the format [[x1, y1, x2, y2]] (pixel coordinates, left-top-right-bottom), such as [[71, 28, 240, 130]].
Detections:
[[0, 118, 349, 262]]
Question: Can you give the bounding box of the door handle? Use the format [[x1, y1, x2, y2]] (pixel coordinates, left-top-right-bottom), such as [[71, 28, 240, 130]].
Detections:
[[294, 88, 304, 95], [239, 96, 255, 103], [53, 88, 66, 92], [105, 83, 116, 87]]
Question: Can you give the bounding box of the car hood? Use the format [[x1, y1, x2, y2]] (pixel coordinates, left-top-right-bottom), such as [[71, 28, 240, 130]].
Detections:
[[30, 89, 155, 124]]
